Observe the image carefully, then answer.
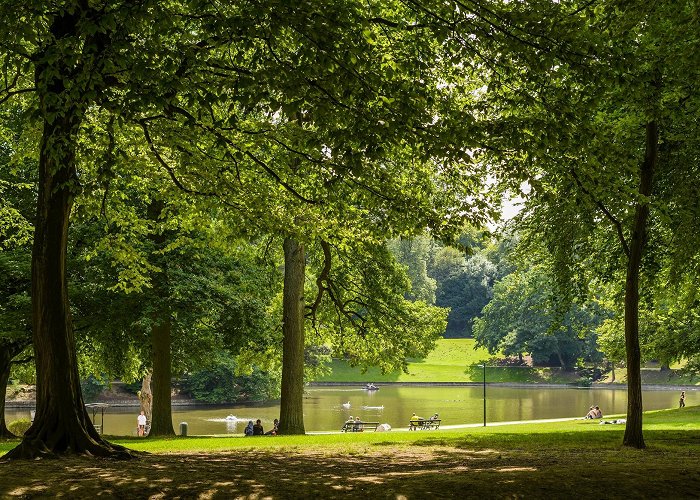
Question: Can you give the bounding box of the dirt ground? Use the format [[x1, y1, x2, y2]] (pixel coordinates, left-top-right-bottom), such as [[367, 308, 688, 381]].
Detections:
[[1, 445, 699, 499]]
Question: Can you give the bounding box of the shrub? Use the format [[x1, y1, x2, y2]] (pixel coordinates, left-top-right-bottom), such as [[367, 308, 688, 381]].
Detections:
[[180, 356, 280, 404], [8, 418, 31, 437]]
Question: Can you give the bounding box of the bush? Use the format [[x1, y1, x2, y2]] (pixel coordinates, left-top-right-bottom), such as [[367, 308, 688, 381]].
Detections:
[[8, 418, 31, 437], [180, 356, 280, 404]]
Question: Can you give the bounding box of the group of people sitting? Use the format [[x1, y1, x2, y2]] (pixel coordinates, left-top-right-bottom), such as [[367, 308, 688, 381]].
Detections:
[[244, 418, 279, 436], [345, 416, 365, 431], [584, 406, 603, 419], [408, 412, 439, 430], [410, 412, 439, 421]]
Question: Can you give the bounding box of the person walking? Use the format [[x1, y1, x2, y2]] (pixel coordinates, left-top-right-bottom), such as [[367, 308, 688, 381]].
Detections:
[[680, 391, 686, 408]]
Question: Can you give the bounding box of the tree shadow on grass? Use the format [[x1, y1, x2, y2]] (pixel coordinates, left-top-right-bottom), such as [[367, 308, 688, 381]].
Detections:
[[2, 437, 700, 498]]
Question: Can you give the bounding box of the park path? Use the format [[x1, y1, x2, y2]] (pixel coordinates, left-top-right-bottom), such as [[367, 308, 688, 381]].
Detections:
[[308, 416, 585, 434]]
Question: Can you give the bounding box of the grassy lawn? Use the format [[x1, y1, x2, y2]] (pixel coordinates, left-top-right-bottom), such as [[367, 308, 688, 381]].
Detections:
[[316, 338, 580, 384], [2, 406, 699, 498], [315, 338, 700, 386], [600, 367, 700, 386]]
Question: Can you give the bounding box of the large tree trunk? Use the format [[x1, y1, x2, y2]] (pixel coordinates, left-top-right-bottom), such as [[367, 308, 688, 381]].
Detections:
[[622, 120, 657, 449], [5, 102, 129, 459], [149, 318, 175, 436], [278, 237, 306, 435]]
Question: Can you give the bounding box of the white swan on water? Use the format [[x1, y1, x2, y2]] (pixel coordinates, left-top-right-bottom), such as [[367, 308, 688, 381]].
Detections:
[[341, 401, 351, 409]]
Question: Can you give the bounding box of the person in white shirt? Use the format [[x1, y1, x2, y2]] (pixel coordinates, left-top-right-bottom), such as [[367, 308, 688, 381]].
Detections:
[[137, 411, 147, 436]]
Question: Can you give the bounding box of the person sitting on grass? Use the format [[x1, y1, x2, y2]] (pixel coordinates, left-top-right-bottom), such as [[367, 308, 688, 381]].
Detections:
[[244, 420, 254, 436], [265, 418, 279, 435], [253, 419, 264, 435], [593, 406, 603, 418], [584, 406, 596, 419]]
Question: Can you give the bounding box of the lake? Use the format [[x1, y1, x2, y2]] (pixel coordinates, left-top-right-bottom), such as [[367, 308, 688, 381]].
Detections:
[[4, 384, 686, 436]]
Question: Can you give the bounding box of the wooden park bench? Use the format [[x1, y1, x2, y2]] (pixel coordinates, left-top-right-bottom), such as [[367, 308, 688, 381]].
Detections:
[[341, 421, 380, 432], [409, 419, 441, 431]]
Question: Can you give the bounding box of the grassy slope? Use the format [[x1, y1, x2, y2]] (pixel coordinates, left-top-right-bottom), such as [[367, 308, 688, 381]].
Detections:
[[2, 407, 699, 498], [315, 338, 700, 385], [316, 338, 580, 384]]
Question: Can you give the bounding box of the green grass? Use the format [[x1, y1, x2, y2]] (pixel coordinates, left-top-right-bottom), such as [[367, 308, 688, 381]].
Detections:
[[3, 405, 695, 457], [601, 366, 700, 386], [316, 338, 700, 385], [316, 338, 580, 383], [3, 407, 699, 498]]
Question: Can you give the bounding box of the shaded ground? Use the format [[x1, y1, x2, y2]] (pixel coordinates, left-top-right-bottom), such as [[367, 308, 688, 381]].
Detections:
[[2, 441, 700, 498]]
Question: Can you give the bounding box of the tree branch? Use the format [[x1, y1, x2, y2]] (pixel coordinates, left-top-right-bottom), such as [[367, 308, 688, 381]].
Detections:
[[306, 239, 333, 324], [570, 168, 630, 257]]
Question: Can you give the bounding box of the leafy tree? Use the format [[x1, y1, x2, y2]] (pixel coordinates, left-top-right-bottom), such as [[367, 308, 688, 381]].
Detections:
[[307, 238, 449, 374], [439, 0, 700, 448], [426, 228, 510, 337], [0, 0, 197, 458], [0, 104, 34, 438], [179, 354, 280, 404], [68, 187, 279, 436], [128, 0, 495, 435], [387, 235, 437, 304], [474, 264, 606, 370]]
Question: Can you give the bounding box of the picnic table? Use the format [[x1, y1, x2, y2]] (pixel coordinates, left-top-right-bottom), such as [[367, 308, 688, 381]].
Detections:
[[341, 421, 380, 432], [409, 419, 441, 431]]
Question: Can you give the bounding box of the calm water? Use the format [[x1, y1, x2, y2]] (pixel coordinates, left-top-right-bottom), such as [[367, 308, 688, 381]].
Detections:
[[5, 385, 687, 436]]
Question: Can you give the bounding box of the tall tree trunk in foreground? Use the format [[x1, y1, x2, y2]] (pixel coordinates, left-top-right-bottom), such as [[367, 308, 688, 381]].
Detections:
[[149, 318, 175, 436], [6, 100, 129, 459], [622, 120, 657, 449], [278, 237, 306, 435]]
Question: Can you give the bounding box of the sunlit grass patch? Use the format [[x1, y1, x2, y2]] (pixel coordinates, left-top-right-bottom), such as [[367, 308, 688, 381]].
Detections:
[[2, 407, 700, 499]]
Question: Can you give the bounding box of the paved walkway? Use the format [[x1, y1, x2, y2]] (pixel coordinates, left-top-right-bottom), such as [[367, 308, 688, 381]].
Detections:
[[309, 416, 584, 435]]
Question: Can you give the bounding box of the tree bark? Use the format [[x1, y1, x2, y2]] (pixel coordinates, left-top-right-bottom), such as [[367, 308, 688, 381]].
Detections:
[[5, 104, 129, 459], [4, 5, 133, 460], [622, 120, 657, 449], [138, 372, 153, 428], [278, 237, 306, 435], [149, 318, 175, 436]]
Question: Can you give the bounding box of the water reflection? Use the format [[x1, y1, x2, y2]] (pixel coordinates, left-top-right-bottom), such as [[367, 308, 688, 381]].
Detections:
[[4, 385, 685, 436]]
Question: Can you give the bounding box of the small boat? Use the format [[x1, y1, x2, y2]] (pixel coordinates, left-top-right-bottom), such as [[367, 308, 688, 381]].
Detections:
[[341, 402, 351, 409], [362, 405, 384, 410], [225, 415, 237, 421], [364, 384, 379, 391]]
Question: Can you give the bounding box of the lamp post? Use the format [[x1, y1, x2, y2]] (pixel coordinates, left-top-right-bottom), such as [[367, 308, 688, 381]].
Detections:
[[477, 364, 486, 427]]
